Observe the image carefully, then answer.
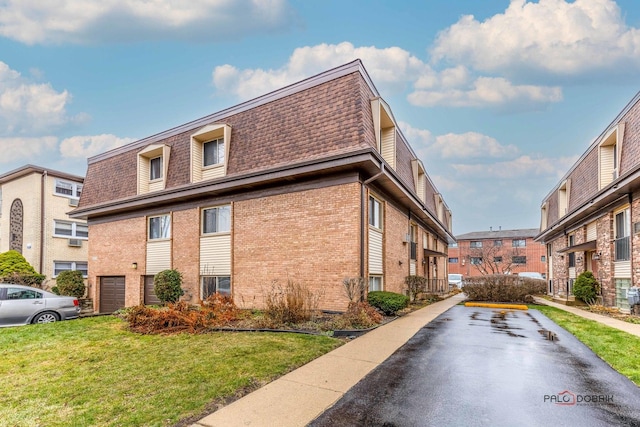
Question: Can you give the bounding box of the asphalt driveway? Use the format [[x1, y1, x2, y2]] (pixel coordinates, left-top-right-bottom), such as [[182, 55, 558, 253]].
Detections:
[[309, 305, 640, 427]]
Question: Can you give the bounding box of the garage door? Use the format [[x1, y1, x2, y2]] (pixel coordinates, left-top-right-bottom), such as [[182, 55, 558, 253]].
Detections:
[[144, 275, 162, 306], [100, 276, 125, 313]]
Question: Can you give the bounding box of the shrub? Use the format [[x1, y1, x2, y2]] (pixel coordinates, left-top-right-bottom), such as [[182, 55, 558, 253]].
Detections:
[[0, 250, 46, 287], [331, 302, 383, 330], [462, 274, 546, 302], [154, 270, 184, 304], [56, 270, 86, 298], [573, 271, 599, 303], [263, 280, 322, 325], [342, 277, 365, 303], [367, 291, 409, 315], [405, 275, 427, 302]]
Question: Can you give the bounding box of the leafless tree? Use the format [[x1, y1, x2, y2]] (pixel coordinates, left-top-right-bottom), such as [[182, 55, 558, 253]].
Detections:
[[466, 244, 523, 276]]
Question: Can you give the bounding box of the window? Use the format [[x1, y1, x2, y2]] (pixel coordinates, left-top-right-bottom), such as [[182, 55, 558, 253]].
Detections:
[[470, 257, 482, 265], [409, 224, 418, 260], [5, 287, 42, 300], [369, 196, 382, 229], [568, 234, 576, 267], [150, 157, 163, 180], [448, 257, 459, 263], [470, 241, 482, 248], [201, 276, 231, 298], [204, 138, 225, 167], [369, 276, 383, 292], [202, 206, 231, 234], [599, 124, 623, 190], [558, 180, 569, 217], [541, 256, 546, 262], [54, 221, 88, 239], [149, 215, 171, 240], [450, 242, 458, 248], [54, 179, 82, 198], [512, 256, 526, 264], [493, 240, 502, 247], [54, 261, 88, 277], [512, 239, 526, 248], [494, 256, 503, 263], [615, 209, 630, 261]]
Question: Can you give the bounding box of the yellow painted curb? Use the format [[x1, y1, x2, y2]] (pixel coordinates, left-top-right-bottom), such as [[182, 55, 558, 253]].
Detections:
[[464, 302, 528, 310]]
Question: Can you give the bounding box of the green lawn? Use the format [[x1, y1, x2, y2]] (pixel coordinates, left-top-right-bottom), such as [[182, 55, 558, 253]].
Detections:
[[533, 305, 640, 386], [0, 316, 342, 427]]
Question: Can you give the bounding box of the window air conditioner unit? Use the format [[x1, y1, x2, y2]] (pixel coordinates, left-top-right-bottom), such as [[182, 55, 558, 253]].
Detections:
[[402, 234, 411, 243], [68, 198, 79, 207], [68, 239, 82, 247]]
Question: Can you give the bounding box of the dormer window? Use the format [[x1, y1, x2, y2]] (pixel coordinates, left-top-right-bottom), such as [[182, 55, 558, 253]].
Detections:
[[558, 180, 570, 217], [191, 124, 231, 183], [371, 98, 396, 169], [599, 123, 624, 189], [138, 144, 170, 194]]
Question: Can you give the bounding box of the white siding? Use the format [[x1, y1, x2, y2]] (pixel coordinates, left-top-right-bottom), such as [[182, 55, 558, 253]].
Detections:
[[146, 240, 171, 275], [614, 261, 631, 278], [368, 228, 383, 275], [149, 180, 163, 192], [410, 261, 416, 276], [138, 158, 149, 194], [569, 267, 576, 280], [191, 144, 203, 182], [202, 165, 225, 181], [587, 221, 597, 241], [200, 234, 231, 275], [600, 145, 615, 189], [381, 128, 395, 168]]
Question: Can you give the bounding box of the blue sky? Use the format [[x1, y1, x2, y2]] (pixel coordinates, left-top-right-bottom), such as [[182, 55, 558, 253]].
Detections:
[[1, 0, 640, 235]]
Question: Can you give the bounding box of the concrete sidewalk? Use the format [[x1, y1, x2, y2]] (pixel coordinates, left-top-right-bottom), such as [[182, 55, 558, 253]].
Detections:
[[191, 293, 466, 427], [533, 296, 640, 338]]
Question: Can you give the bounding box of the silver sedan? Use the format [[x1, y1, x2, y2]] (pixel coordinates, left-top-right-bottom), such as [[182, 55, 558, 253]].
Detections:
[[0, 284, 81, 327]]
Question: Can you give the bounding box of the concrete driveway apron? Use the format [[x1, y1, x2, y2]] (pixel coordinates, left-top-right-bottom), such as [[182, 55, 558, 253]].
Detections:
[[309, 305, 640, 427]]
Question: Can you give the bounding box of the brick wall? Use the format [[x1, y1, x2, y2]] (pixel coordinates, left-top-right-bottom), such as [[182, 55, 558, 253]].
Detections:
[[384, 203, 410, 294], [233, 182, 361, 311], [596, 213, 615, 305], [171, 209, 200, 303], [88, 217, 147, 310]]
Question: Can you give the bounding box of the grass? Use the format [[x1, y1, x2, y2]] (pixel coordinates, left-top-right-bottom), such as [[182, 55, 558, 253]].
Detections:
[[532, 304, 640, 386], [0, 316, 342, 427]]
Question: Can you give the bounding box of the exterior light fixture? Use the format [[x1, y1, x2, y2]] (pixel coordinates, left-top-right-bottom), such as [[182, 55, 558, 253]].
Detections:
[[131, 262, 138, 269]]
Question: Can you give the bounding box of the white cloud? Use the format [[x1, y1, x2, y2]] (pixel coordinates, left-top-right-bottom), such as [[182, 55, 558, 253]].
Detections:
[[213, 42, 433, 100], [60, 134, 134, 158], [0, 0, 295, 45], [451, 155, 579, 179], [433, 132, 519, 159], [408, 76, 562, 108], [0, 136, 58, 163], [0, 61, 73, 133], [431, 0, 640, 77]]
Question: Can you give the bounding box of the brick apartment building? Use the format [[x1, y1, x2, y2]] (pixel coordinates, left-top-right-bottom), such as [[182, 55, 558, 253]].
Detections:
[[536, 90, 640, 312], [448, 228, 546, 278], [0, 165, 87, 288], [70, 60, 454, 313]]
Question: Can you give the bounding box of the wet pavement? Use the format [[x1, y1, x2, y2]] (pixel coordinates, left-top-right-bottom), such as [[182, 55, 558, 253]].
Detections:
[[309, 306, 640, 427]]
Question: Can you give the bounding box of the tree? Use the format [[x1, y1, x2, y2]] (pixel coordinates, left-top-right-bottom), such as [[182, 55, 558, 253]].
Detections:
[[466, 244, 523, 276]]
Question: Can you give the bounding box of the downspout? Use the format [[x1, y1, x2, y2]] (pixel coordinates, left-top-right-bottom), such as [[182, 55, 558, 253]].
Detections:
[[629, 192, 633, 289], [40, 171, 47, 276], [360, 164, 385, 279]]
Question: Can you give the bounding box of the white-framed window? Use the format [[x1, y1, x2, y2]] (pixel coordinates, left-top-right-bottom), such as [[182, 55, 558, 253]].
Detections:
[[369, 196, 382, 229], [53, 220, 88, 239], [512, 239, 526, 247], [149, 214, 171, 240], [54, 261, 88, 277], [150, 156, 163, 181], [470, 241, 482, 248], [203, 138, 225, 167], [202, 205, 231, 234], [369, 275, 383, 292], [493, 240, 503, 247], [470, 257, 482, 265], [54, 179, 83, 198], [201, 276, 231, 299], [615, 208, 630, 261], [448, 257, 459, 263], [512, 256, 527, 264]]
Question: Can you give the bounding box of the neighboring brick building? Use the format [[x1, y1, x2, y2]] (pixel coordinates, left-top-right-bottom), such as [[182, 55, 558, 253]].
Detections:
[[70, 60, 454, 313], [0, 165, 87, 288], [537, 90, 640, 311], [448, 228, 546, 279]]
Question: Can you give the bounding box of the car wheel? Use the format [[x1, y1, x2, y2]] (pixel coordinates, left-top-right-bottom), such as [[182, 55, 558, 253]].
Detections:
[[33, 312, 59, 324]]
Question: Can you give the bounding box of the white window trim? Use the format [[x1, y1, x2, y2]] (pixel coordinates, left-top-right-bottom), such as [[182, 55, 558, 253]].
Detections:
[[148, 214, 172, 241], [190, 124, 231, 182], [53, 261, 88, 278], [201, 205, 232, 236], [368, 275, 383, 292], [54, 179, 83, 198], [138, 144, 170, 194], [368, 195, 383, 230], [53, 220, 88, 240], [200, 275, 232, 299]]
